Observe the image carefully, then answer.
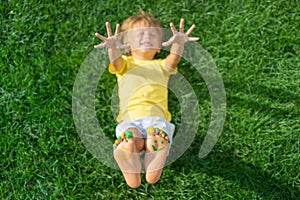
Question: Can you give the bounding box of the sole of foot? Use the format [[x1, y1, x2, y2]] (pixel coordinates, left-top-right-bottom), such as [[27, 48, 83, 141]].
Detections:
[[113, 130, 144, 188], [144, 127, 170, 184]]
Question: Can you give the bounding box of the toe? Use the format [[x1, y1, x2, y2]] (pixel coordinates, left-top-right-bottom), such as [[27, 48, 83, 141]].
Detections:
[[113, 131, 134, 149], [146, 127, 169, 152]]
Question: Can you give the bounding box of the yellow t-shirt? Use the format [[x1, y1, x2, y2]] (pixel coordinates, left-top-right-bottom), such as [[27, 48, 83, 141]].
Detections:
[[109, 55, 177, 122]]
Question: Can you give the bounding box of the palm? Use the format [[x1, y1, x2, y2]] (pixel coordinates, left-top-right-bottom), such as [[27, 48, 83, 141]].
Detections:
[[94, 22, 129, 49], [162, 19, 199, 46]]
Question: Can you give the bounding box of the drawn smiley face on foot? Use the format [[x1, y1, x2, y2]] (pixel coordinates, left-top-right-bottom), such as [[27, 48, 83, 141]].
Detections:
[[151, 136, 168, 152]]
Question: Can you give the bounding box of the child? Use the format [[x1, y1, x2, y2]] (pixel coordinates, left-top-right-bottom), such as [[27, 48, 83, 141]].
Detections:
[[94, 12, 198, 188]]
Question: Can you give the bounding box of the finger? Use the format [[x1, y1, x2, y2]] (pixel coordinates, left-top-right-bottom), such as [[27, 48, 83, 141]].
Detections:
[[95, 33, 107, 41], [185, 24, 196, 36], [106, 22, 113, 37], [170, 23, 177, 35], [94, 43, 107, 48], [115, 24, 120, 35], [188, 37, 199, 41], [179, 18, 184, 33]]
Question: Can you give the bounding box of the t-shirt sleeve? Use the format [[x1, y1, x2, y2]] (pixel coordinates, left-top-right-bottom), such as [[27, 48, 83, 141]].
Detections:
[[108, 55, 127, 75], [161, 59, 178, 74]]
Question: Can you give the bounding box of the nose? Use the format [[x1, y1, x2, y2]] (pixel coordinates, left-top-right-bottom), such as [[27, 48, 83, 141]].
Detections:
[[143, 31, 151, 40]]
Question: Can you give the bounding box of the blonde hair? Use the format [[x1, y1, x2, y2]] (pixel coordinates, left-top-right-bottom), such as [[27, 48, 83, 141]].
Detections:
[[121, 11, 162, 32], [120, 11, 163, 55]]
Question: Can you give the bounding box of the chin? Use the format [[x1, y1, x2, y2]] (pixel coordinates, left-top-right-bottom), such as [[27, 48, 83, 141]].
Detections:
[[140, 47, 158, 52], [140, 49, 154, 53]]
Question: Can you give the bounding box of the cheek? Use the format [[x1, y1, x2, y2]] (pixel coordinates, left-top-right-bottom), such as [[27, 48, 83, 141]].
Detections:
[[133, 35, 142, 42], [157, 40, 162, 45], [154, 41, 162, 48], [128, 37, 139, 46]]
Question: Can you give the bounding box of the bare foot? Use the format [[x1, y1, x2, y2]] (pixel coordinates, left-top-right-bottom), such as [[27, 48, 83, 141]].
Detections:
[[113, 129, 144, 188], [144, 127, 170, 184]]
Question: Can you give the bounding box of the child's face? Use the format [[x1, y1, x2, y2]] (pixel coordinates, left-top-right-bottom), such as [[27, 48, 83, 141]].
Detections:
[[127, 21, 162, 55]]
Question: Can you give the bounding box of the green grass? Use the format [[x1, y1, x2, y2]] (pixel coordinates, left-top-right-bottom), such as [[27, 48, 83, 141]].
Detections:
[[1, 0, 299, 199]]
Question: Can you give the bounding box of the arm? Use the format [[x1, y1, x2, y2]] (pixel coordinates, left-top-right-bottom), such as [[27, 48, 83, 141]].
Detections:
[[163, 19, 199, 69], [108, 47, 124, 71], [164, 40, 184, 69], [94, 22, 129, 71]]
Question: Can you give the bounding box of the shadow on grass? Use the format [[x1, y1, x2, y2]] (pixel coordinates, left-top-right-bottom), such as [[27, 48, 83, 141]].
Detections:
[[171, 144, 299, 199], [168, 81, 299, 199], [161, 77, 300, 198], [227, 81, 299, 118]]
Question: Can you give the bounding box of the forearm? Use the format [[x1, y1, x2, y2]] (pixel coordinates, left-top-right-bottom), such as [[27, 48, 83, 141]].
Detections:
[[163, 19, 199, 69], [165, 42, 184, 69], [108, 48, 124, 71]]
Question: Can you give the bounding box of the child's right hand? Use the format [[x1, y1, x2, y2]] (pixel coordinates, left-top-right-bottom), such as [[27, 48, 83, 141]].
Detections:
[[94, 22, 130, 49]]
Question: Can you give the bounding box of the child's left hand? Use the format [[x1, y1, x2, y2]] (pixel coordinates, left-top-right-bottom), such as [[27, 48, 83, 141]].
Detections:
[[162, 18, 199, 46]]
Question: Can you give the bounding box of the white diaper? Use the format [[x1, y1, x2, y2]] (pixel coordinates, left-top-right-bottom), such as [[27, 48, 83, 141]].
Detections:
[[115, 116, 175, 145]]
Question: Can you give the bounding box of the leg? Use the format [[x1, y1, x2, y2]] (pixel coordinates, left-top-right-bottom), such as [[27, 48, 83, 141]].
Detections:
[[144, 127, 170, 184], [114, 128, 145, 188]]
